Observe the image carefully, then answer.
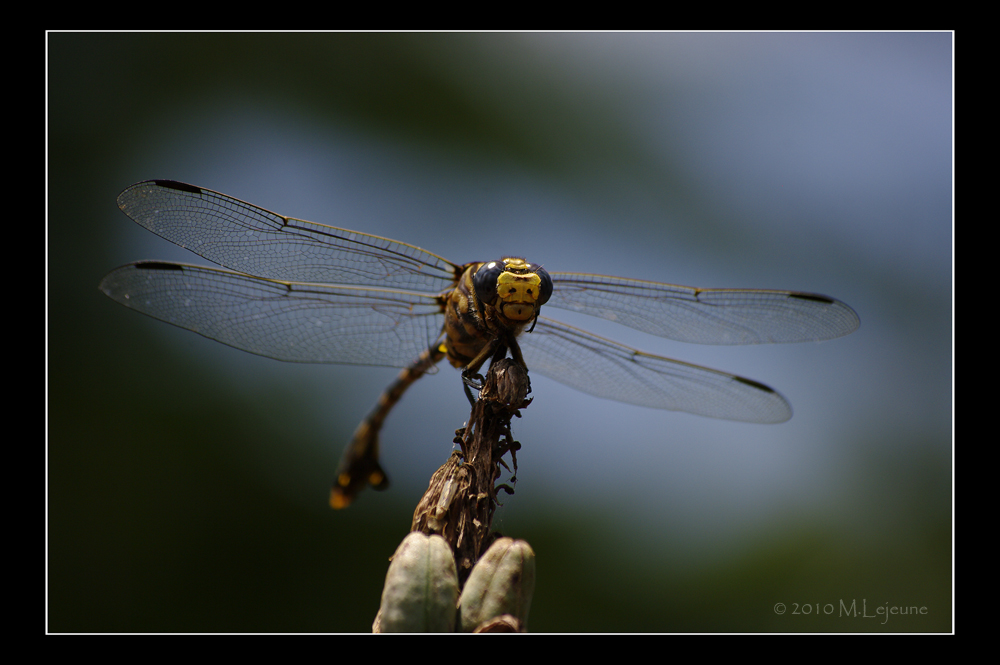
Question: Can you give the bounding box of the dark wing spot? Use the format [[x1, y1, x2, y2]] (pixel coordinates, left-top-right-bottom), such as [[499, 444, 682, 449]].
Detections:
[[151, 180, 203, 194], [789, 292, 835, 305], [733, 375, 777, 393]]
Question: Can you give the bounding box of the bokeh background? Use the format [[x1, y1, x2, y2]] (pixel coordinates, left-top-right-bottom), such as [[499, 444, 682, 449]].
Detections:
[[48, 33, 952, 632]]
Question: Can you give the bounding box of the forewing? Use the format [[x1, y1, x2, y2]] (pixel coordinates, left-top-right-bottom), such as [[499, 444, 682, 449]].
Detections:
[[117, 180, 459, 291], [548, 273, 859, 345], [519, 318, 792, 423], [100, 261, 445, 366]]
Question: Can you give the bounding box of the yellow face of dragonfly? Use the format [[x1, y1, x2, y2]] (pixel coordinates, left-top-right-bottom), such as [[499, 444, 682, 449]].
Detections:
[[473, 258, 553, 322]]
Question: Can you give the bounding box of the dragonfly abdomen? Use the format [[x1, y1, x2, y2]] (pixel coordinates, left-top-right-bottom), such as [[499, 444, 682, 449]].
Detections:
[[330, 344, 447, 509]]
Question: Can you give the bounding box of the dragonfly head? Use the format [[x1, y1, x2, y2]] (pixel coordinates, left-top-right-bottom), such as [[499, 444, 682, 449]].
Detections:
[[473, 258, 553, 322]]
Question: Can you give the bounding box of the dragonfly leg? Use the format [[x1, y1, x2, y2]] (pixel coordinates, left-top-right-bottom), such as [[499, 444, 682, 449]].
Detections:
[[330, 344, 445, 509], [460, 332, 529, 406], [459, 337, 502, 404], [461, 375, 481, 407]]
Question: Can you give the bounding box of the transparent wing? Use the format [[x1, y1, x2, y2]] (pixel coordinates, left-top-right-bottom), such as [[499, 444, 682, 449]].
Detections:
[[519, 318, 793, 423], [548, 273, 859, 345], [117, 180, 460, 291], [100, 261, 446, 366]]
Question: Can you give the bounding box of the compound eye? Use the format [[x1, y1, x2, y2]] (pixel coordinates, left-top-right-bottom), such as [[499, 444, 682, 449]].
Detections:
[[473, 261, 503, 305], [535, 266, 553, 306]]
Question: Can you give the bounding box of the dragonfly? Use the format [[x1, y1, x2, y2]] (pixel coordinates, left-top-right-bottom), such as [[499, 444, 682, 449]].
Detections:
[[100, 180, 860, 508]]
